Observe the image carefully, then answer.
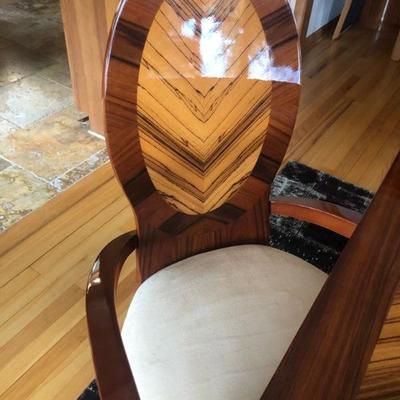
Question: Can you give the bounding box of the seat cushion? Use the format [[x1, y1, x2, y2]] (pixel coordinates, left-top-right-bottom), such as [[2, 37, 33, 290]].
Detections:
[[122, 245, 327, 400]]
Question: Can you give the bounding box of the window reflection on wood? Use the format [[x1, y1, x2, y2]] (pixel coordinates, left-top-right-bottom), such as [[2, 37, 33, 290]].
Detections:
[[137, 0, 278, 214]]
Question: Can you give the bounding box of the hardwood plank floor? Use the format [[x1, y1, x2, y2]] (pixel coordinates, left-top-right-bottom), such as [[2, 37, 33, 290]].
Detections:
[[0, 26, 399, 399]]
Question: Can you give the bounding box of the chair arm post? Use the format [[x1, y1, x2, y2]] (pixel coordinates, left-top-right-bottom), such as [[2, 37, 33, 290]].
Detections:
[[86, 232, 141, 400], [270, 196, 363, 238]]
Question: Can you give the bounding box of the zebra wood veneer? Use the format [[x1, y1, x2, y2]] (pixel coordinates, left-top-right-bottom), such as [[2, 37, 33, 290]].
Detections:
[[139, 0, 273, 214], [105, 0, 301, 279], [87, 1, 400, 399]]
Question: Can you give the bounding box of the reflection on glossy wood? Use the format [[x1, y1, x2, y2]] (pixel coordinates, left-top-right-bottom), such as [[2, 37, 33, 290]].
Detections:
[[392, 31, 400, 61], [361, 0, 400, 32], [1, 26, 400, 399], [262, 154, 400, 400], [105, 0, 300, 280], [138, 0, 272, 214], [270, 196, 362, 238], [86, 232, 140, 400]]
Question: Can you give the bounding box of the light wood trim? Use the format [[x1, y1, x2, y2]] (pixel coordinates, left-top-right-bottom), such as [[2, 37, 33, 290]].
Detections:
[[333, 0, 353, 40], [270, 196, 362, 238], [61, 0, 120, 134]]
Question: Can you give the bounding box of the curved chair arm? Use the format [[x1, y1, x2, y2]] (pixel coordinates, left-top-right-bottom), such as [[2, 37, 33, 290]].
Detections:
[[270, 196, 363, 238], [86, 232, 141, 400], [262, 154, 400, 399]]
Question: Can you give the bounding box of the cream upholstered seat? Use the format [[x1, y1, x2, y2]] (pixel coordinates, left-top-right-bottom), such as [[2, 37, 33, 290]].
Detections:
[[121, 245, 327, 400]]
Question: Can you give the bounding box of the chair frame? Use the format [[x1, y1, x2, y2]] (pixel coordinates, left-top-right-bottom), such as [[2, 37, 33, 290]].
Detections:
[[87, 155, 400, 400], [86, 0, 400, 398]]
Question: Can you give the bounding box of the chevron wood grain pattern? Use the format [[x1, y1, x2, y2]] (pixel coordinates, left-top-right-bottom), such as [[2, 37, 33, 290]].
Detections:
[[1, 26, 400, 400], [138, 0, 272, 214], [105, 0, 300, 279]]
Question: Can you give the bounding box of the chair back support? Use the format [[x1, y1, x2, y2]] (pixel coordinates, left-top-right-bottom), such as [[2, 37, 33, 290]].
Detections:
[[104, 0, 301, 280]]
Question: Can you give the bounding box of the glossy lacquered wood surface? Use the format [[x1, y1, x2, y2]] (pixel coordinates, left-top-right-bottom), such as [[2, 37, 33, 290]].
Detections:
[[138, 0, 273, 214], [104, 0, 301, 280], [361, 0, 400, 32], [86, 232, 140, 400], [262, 153, 400, 400], [2, 28, 400, 399], [270, 196, 362, 238], [392, 31, 400, 61]]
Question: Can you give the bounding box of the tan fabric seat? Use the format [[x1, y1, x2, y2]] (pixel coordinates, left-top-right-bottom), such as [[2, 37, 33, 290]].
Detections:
[[122, 245, 327, 400]]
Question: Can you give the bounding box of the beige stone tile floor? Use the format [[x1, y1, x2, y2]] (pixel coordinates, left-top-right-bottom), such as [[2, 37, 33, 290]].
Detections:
[[0, 0, 108, 232]]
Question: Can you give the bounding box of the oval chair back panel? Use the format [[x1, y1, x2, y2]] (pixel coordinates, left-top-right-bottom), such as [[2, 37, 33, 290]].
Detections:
[[104, 0, 301, 280]]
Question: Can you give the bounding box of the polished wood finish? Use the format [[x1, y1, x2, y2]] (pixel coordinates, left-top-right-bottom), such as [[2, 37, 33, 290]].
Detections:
[[61, 0, 120, 134], [2, 26, 400, 400], [105, 0, 300, 280], [392, 31, 400, 61], [270, 196, 362, 238], [138, 0, 272, 214], [86, 232, 139, 400], [262, 153, 400, 399], [333, 0, 400, 59], [358, 284, 400, 400], [361, 0, 400, 33], [285, 28, 400, 193]]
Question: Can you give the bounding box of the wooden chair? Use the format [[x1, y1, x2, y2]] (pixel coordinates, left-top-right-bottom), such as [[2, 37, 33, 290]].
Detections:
[[86, 0, 400, 399]]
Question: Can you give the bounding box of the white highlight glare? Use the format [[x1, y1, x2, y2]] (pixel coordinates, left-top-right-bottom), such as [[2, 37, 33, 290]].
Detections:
[[181, 18, 196, 38], [178, 17, 300, 84], [248, 47, 300, 84], [200, 16, 234, 78]]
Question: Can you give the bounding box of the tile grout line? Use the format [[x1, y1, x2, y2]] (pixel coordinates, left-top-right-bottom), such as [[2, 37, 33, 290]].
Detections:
[[49, 148, 109, 189], [36, 73, 73, 91], [38, 72, 74, 92], [0, 163, 13, 175], [0, 155, 53, 187], [0, 103, 74, 134]]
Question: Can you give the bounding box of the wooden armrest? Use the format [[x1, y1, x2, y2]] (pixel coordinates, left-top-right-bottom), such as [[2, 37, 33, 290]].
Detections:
[[262, 153, 400, 399], [86, 232, 140, 400], [270, 197, 363, 238]]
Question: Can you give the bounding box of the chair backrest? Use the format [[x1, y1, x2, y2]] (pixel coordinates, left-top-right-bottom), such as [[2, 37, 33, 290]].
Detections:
[[104, 0, 301, 280]]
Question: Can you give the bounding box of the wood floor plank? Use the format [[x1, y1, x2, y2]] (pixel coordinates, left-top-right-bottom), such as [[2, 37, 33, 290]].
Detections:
[[0, 268, 39, 306], [0, 212, 134, 353], [0, 285, 84, 370]]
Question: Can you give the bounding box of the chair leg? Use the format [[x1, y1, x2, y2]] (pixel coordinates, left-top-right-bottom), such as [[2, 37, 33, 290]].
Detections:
[[332, 0, 353, 40]]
